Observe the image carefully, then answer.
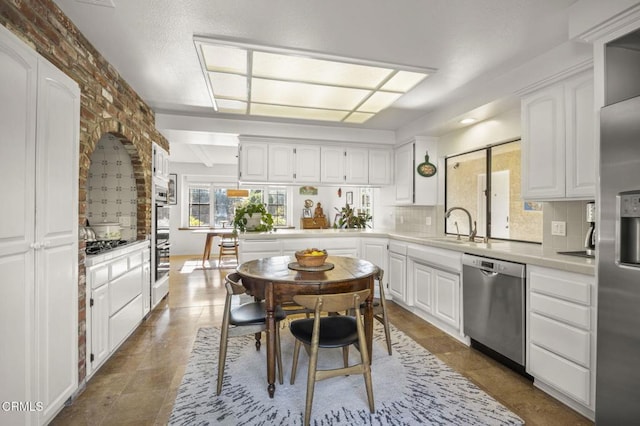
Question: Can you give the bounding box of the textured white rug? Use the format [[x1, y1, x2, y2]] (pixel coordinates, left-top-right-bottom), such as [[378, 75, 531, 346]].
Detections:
[[170, 324, 524, 425]]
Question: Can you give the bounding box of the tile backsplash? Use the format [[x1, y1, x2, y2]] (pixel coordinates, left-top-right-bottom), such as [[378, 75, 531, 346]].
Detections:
[[394, 205, 438, 235], [542, 200, 593, 253], [87, 135, 137, 240]]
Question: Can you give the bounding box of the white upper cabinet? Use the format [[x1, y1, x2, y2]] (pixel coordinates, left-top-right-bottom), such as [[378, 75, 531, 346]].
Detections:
[[395, 142, 414, 204], [345, 147, 369, 184], [294, 145, 321, 182], [153, 143, 170, 184], [239, 141, 268, 182], [268, 143, 295, 182], [395, 136, 438, 205], [368, 148, 393, 185], [321, 146, 346, 183], [267, 144, 321, 183], [241, 138, 390, 186], [521, 72, 595, 200]]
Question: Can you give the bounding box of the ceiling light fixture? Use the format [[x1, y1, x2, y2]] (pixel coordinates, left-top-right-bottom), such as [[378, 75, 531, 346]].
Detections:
[[194, 36, 436, 124], [460, 118, 476, 124]]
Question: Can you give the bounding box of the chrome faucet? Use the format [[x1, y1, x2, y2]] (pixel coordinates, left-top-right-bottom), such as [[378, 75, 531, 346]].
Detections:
[[445, 207, 477, 242]]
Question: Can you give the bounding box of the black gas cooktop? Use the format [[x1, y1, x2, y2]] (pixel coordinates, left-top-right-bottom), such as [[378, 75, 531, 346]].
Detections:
[[86, 240, 131, 255]]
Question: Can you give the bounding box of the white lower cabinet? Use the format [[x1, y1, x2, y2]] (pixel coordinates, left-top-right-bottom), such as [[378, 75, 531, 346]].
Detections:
[[527, 265, 595, 419], [86, 242, 150, 378], [432, 269, 460, 329], [388, 242, 408, 303], [360, 238, 389, 299], [411, 262, 433, 313], [406, 244, 462, 338]]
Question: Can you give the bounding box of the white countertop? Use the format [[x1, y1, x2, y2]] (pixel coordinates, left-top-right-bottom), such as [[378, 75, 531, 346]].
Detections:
[[85, 240, 150, 267], [239, 229, 595, 276]]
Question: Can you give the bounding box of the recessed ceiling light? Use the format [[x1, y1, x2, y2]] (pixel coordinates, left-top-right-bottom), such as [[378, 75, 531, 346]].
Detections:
[[460, 118, 476, 124], [194, 36, 437, 123]]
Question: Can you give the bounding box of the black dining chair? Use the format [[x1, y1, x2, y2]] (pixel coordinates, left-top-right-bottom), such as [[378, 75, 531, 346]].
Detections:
[[289, 289, 374, 426], [216, 272, 286, 395]]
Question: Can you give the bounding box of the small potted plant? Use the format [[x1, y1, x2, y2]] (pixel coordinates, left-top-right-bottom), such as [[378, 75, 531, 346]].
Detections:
[[232, 202, 274, 232], [333, 204, 372, 229]]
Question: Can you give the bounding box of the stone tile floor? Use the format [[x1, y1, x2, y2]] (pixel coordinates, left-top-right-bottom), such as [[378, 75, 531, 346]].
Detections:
[[52, 255, 593, 425]]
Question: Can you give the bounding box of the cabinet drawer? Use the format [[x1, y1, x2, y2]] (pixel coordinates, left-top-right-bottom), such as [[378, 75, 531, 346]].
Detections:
[[530, 292, 590, 330], [128, 252, 142, 268], [241, 239, 280, 253], [109, 294, 143, 352], [389, 242, 407, 255], [408, 245, 462, 273], [529, 266, 591, 305], [109, 257, 129, 280], [530, 312, 590, 367], [529, 344, 590, 406], [90, 265, 109, 289], [110, 266, 142, 316]]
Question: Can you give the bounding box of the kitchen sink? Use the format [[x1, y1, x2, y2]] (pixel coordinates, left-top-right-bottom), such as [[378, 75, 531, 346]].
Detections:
[[430, 237, 469, 244], [557, 250, 595, 259]]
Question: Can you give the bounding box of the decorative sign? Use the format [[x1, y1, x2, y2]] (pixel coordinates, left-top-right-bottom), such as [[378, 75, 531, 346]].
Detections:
[[417, 152, 437, 177], [299, 186, 318, 195]]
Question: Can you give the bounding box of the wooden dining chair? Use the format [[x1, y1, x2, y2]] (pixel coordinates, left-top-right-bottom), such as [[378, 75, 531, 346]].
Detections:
[[361, 269, 392, 355], [218, 233, 239, 265], [289, 289, 374, 426], [217, 272, 286, 395]]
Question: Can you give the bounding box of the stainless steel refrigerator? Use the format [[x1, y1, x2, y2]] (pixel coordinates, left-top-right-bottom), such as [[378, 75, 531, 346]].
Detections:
[[597, 94, 640, 423]]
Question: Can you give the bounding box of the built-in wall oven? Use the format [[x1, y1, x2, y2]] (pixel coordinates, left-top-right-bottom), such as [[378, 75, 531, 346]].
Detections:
[[152, 184, 170, 307]]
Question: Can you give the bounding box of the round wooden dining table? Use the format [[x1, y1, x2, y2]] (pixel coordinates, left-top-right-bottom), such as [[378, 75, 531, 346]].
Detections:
[[237, 255, 379, 398]]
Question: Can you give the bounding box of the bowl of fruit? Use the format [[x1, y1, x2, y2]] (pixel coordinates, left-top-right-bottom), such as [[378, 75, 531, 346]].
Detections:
[[295, 248, 328, 267]]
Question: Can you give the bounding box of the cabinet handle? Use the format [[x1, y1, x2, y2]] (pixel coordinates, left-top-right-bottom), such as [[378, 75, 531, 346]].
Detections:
[[30, 242, 42, 249]]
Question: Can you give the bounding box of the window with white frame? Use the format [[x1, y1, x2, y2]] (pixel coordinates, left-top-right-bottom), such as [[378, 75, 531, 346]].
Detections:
[[187, 183, 289, 228]]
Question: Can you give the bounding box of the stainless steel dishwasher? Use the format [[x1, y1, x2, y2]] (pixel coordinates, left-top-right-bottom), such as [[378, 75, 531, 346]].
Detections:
[[462, 254, 526, 369]]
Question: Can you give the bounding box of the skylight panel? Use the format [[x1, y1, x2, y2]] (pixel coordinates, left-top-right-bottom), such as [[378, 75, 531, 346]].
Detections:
[[358, 92, 403, 113], [252, 51, 393, 89], [208, 72, 247, 100], [381, 70, 428, 92], [344, 112, 375, 124], [251, 78, 371, 111], [201, 44, 247, 74], [216, 99, 247, 114], [250, 103, 349, 121]]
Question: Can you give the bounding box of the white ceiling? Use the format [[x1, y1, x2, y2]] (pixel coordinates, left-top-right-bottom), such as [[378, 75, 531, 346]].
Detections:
[[53, 0, 582, 164]]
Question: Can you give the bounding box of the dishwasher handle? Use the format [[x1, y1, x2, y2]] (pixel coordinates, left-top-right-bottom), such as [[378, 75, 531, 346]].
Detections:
[[462, 253, 526, 278], [479, 269, 499, 278]]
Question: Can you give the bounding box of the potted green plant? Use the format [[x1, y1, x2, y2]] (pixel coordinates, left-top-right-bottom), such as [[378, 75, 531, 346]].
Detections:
[[232, 202, 274, 232], [333, 204, 372, 229]]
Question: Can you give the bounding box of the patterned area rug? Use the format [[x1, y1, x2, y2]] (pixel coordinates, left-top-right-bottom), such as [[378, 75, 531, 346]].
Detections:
[[170, 324, 524, 425]]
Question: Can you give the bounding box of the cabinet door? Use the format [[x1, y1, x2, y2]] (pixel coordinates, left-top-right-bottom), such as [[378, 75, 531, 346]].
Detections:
[[412, 262, 433, 314], [565, 74, 595, 198], [142, 252, 151, 316], [388, 252, 407, 302], [321, 146, 345, 183], [295, 145, 321, 182], [0, 27, 38, 426], [268, 144, 294, 182], [394, 143, 413, 204], [35, 57, 80, 423], [521, 85, 566, 199], [433, 269, 460, 329], [91, 284, 110, 372], [369, 149, 392, 185], [360, 238, 388, 298], [345, 148, 368, 184], [240, 142, 268, 182]]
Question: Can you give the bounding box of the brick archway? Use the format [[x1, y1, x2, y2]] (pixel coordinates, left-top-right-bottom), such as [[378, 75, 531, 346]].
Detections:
[[80, 119, 152, 241]]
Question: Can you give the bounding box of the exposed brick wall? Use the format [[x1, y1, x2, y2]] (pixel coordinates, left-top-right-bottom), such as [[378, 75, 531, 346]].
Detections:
[[1, 0, 169, 383]]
